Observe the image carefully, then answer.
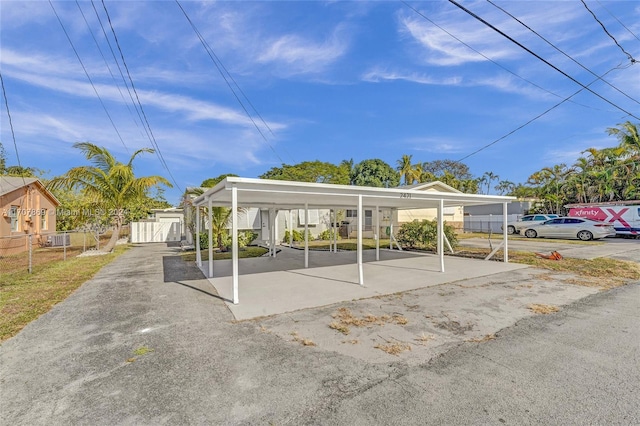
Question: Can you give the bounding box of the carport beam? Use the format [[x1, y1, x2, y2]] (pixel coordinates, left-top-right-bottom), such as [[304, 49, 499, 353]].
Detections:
[[208, 198, 213, 278], [232, 185, 239, 304]]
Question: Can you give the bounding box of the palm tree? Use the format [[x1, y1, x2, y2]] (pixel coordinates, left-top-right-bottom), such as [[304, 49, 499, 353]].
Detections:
[[48, 142, 171, 252], [396, 154, 414, 186], [481, 171, 499, 195]]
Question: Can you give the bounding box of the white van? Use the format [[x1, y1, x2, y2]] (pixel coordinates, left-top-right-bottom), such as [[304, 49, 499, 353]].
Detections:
[[566, 203, 640, 237]]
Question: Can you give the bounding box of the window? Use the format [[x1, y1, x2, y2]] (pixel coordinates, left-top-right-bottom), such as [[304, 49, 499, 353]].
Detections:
[[364, 210, 372, 231], [521, 216, 533, 221], [298, 209, 320, 225], [40, 209, 48, 230], [346, 210, 357, 218], [9, 206, 19, 232], [533, 215, 548, 221], [564, 218, 581, 224]]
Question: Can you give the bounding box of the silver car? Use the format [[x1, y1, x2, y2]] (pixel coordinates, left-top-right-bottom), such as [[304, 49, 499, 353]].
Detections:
[[522, 217, 616, 241], [506, 214, 559, 235]]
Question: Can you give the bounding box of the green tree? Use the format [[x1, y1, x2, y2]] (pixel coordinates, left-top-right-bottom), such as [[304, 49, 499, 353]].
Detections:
[[396, 154, 414, 186], [260, 161, 349, 184], [351, 159, 400, 188], [48, 142, 171, 252], [0, 142, 6, 174], [201, 173, 239, 188]]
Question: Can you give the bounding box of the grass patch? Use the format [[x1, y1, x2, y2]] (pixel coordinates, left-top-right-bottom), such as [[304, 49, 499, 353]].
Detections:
[[0, 245, 129, 343], [451, 248, 639, 289], [290, 331, 316, 347], [374, 342, 411, 356], [181, 246, 268, 261], [528, 303, 560, 314], [467, 334, 497, 343], [133, 346, 154, 356], [328, 307, 408, 335]]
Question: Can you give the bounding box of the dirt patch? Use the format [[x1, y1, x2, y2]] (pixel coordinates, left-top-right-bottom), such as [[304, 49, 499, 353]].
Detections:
[[527, 303, 560, 314]]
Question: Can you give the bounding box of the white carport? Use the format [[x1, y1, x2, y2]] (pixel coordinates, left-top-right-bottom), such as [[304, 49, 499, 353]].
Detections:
[[192, 177, 514, 305]]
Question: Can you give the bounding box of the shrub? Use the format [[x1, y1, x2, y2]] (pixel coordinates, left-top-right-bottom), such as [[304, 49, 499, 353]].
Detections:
[[318, 229, 341, 241], [283, 229, 313, 243], [200, 230, 257, 250], [396, 219, 458, 250]]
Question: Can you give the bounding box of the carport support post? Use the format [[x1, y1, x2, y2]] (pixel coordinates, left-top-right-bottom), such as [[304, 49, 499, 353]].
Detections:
[[208, 198, 213, 278], [333, 209, 338, 253], [438, 199, 445, 273], [503, 202, 509, 263], [232, 185, 239, 304], [196, 206, 201, 267], [304, 203, 309, 268], [375, 206, 380, 261], [357, 195, 364, 286], [288, 210, 293, 247]]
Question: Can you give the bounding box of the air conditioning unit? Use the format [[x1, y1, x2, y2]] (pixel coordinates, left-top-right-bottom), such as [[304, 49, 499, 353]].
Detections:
[[47, 234, 71, 247]]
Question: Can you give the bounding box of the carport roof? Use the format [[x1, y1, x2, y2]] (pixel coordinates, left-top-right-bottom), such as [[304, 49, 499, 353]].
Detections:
[[193, 177, 515, 210]]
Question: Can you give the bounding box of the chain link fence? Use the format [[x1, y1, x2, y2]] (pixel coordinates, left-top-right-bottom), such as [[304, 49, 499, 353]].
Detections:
[[0, 225, 130, 274]]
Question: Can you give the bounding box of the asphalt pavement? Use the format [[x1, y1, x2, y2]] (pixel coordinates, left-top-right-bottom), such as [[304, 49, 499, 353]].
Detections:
[[1, 242, 638, 425]]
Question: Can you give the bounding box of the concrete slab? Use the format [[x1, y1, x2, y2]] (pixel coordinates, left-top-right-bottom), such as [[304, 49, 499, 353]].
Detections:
[[199, 248, 528, 320]]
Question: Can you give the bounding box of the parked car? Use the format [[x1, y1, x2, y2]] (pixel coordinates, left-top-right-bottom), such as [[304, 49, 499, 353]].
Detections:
[[522, 217, 616, 241], [506, 214, 559, 235]]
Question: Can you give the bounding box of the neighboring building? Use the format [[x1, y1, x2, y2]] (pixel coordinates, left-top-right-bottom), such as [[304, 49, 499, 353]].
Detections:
[[130, 207, 184, 243], [0, 176, 60, 254], [396, 181, 465, 231], [463, 199, 538, 233]]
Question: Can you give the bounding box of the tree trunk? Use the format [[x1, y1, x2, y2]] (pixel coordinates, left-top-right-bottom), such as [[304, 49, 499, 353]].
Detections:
[[102, 216, 122, 252]]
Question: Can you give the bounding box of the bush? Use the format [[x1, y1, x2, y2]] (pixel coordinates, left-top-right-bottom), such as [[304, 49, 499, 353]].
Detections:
[[318, 229, 341, 241], [200, 230, 257, 250], [396, 220, 458, 250], [283, 229, 313, 243]]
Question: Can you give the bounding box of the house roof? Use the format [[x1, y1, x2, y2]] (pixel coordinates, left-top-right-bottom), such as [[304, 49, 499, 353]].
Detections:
[[193, 177, 514, 210], [0, 176, 61, 206], [403, 181, 462, 194]]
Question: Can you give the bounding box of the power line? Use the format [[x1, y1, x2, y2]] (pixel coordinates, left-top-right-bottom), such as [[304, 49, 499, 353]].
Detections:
[[90, 0, 149, 143], [447, 0, 640, 121], [174, 0, 289, 165], [581, 0, 636, 64], [595, 0, 640, 44], [0, 71, 27, 187], [400, 1, 595, 110], [75, 0, 145, 140], [455, 64, 626, 163], [100, 0, 182, 192], [49, 0, 130, 153], [487, 0, 640, 106]]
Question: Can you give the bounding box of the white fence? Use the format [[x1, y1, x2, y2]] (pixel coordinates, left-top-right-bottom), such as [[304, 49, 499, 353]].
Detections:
[[463, 214, 521, 233], [130, 221, 181, 243]]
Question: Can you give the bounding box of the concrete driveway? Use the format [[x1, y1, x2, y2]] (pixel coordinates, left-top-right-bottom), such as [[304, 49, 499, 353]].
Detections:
[[1, 242, 638, 424]]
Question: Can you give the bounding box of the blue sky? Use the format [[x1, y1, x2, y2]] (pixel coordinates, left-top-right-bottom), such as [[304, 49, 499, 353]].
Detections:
[[1, 1, 639, 204]]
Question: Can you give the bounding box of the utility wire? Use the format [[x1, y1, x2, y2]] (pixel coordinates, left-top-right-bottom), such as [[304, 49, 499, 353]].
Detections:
[[447, 0, 640, 121], [100, 0, 182, 192], [0, 71, 27, 187], [488, 0, 640, 106], [76, 0, 145, 140], [400, 1, 596, 110], [595, 0, 640, 44], [49, 0, 130, 153], [455, 64, 626, 163], [90, 0, 150, 142], [174, 0, 288, 165], [581, 0, 636, 64]]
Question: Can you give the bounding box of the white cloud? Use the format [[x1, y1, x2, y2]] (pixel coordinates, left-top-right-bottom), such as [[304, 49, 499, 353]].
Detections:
[[257, 27, 349, 75], [361, 68, 462, 85]]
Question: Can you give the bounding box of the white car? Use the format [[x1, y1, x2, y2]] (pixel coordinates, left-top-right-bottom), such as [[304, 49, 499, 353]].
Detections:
[[522, 217, 616, 241], [506, 214, 559, 235]]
